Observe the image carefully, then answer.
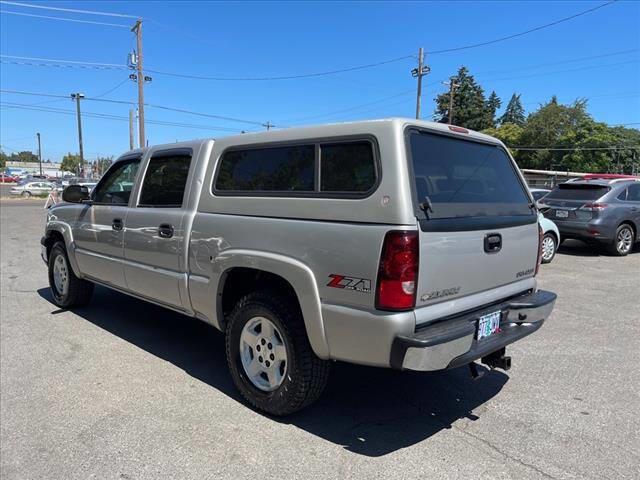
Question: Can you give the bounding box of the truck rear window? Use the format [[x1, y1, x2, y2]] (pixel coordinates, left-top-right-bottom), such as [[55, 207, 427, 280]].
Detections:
[[544, 184, 610, 200], [408, 131, 531, 219]]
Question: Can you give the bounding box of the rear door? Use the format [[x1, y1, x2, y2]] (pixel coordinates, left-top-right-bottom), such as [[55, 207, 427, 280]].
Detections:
[[123, 148, 193, 309], [407, 129, 538, 308]]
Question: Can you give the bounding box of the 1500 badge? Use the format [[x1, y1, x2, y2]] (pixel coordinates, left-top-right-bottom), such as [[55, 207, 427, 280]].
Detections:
[[327, 274, 371, 293]]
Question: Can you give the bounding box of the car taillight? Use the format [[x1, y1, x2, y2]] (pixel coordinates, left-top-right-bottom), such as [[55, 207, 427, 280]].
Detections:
[[580, 202, 608, 211], [375, 231, 419, 311], [535, 225, 543, 276]]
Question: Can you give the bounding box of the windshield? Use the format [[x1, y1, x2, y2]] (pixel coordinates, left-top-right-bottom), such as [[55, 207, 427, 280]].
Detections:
[[545, 184, 610, 201], [408, 130, 532, 220]]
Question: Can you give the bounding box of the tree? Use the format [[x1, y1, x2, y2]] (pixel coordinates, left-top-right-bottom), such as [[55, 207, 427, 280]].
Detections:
[[482, 123, 524, 156], [434, 66, 494, 131], [484, 91, 502, 129], [94, 156, 113, 176], [0, 151, 8, 169], [61, 153, 82, 174], [499, 94, 526, 126]]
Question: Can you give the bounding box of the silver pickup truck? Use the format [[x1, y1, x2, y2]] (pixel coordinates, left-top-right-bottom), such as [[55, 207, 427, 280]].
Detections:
[[42, 118, 556, 415]]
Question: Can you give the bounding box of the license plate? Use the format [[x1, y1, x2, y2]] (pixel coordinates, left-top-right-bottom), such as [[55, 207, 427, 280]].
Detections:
[[555, 210, 569, 218], [477, 311, 501, 340]]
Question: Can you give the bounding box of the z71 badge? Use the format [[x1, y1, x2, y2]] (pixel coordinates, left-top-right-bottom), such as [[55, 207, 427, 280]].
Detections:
[[327, 274, 371, 293]]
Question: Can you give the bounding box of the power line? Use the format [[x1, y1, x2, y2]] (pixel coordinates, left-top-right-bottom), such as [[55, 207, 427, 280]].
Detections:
[[145, 55, 414, 81], [428, 1, 618, 55], [0, 55, 125, 68], [92, 78, 130, 99], [0, 1, 138, 18], [0, 10, 130, 27], [0, 89, 272, 126], [0, 101, 245, 133], [510, 146, 639, 151]]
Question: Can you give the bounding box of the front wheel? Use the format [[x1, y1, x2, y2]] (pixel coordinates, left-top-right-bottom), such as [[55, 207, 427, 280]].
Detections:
[[225, 291, 330, 416], [608, 224, 634, 256], [48, 241, 94, 308], [540, 233, 557, 264]]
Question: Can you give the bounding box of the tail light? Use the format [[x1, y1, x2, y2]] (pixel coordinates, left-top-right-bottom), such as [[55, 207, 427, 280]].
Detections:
[[375, 231, 419, 311], [535, 225, 543, 276], [580, 202, 608, 211]]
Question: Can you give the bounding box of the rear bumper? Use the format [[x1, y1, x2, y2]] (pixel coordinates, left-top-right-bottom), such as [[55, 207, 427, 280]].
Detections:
[[544, 218, 616, 243], [390, 290, 556, 371]]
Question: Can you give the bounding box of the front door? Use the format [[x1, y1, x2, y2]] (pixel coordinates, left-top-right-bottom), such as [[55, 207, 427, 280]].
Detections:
[[73, 158, 141, 288], [123, 149, 193, 309]]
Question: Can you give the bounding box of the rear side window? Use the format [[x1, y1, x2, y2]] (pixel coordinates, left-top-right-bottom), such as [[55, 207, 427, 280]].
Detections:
[[320, 141, 375, 192], [214, 139, 377, 196], [215, 145, 314, 192], [545, 184, 610, 201], [408, 131, 531, 219], [139, 151, 192, 207], [620, 184, 640, 201]]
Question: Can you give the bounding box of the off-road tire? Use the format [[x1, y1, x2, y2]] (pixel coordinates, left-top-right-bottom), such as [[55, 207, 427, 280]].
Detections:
[[48, 241, 94, 308], [225, 291, 330, 416]]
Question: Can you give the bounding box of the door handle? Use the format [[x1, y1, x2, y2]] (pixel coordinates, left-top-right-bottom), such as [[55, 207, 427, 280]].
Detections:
[[484, 233, 502, 253], [112, 218, 123, 231], [158, 223, 174, 239]]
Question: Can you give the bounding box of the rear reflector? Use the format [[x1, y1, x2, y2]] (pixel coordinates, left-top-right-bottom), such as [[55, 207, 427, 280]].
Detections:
[[375, 231, 419, 311]]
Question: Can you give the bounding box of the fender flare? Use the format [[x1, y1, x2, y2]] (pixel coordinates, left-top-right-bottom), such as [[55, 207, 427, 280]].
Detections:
[[215, 249, 329, 359], [44, 222, 83, 278]]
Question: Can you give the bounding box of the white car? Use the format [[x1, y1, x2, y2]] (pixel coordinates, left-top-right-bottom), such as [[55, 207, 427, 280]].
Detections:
[[10, 181, 56, 197], [538, 212, 560, 264]]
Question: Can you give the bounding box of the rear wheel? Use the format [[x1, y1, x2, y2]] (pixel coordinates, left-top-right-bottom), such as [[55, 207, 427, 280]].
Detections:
[[48, 241, 94, 308], [540, 233, 557, 264], [21, 191, 31, 197], [608, 224, 634, 256], [225, 291, 330, 416]]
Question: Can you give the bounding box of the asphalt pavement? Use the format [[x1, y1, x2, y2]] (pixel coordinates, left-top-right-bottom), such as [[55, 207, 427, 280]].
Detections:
[[1, 201, 639, 479]]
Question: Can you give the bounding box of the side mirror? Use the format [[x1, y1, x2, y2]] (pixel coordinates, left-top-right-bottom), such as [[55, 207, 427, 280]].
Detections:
[[62, 185, 91, 203]]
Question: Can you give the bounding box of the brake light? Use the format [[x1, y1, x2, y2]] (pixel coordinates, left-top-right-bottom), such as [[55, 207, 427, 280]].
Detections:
[[376, 231, 419, 311], [535, 225, 543, 276], [448, 125, 469, 134], [580, 202, 608, 211]]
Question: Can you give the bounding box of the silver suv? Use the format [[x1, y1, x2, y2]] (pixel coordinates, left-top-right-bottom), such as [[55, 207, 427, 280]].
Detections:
[[41, 119, 556, 415]]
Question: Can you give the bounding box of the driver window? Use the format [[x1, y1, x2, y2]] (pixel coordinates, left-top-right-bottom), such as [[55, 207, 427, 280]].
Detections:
[[92, 159, 141, 204]]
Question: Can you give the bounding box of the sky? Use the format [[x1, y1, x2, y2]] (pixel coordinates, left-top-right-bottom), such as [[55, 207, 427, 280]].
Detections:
[[1, 0, 639, 162]]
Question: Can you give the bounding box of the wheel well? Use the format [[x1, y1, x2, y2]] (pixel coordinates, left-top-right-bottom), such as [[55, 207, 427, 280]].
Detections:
[[218, 268, 300, 329], [544, 230, 558, 243], [44, 230, 65, 256], [619, 220, 636, 236]]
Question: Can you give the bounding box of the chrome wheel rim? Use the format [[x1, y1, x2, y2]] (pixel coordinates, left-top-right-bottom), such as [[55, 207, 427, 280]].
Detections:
[[617, 228, 633, 254], [53, 254, 69, 296], [239, 316, 288, 392], [541, 236, 556, 261]]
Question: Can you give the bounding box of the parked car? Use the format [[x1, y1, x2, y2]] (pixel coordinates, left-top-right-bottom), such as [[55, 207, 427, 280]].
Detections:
[[538, 212, 560, 264], [540, 177, 640, 256], [10, 181, 56, 197], [0, 173, 18, 183], [530, 188, 550, 204], [42, 118, 556, 415]]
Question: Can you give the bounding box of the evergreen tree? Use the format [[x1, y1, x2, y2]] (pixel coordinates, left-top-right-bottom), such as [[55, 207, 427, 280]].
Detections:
[[484, 91, 502, 128], [434, 66, 493, 131], [499, 94, 526, 126]]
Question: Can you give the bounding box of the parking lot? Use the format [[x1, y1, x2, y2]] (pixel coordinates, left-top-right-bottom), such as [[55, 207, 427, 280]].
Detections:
[[1, 200, 639, 480]]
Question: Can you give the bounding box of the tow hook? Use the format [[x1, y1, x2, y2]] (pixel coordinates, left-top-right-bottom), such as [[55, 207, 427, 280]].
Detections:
[[481, 348, 512, 371], [469, 362, 485, 380]]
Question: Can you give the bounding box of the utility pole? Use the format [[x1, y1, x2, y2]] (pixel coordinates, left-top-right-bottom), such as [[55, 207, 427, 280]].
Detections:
[[442, 79, 460, 125], [36, 132, 42, 176], [263, 121, 273, 131], [132, 19, 146, 148], [411, 47, 430, 119], [71, 93, 85, 175], [129, 109, 135, 150]]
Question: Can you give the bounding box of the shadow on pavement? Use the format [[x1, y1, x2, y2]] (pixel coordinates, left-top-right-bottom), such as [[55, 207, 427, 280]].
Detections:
[[557, 238, 639, 257], [38, 285, 508, 457]]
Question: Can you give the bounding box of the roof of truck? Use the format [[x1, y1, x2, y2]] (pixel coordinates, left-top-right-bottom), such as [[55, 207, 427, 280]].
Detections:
[[116, 118, 502, 161]]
